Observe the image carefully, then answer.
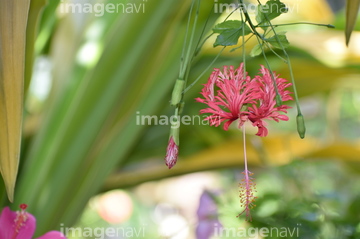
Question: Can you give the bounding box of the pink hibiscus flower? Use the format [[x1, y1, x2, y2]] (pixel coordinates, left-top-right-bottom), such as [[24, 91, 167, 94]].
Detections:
[[0, 204, 66, 239], [247, 65, 293, 136], [196, 63, 293, 221], [196, 63, 293, 136]]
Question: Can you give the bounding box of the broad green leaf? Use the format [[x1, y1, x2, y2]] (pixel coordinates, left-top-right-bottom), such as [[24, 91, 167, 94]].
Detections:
[[266, 33, 289, 49], [214, 29, 242, 47], [213, 20, 252, 47], [0, 0, 30, 202], [250, 44, 263, 57], [256, 0, 288, 28], [25, 0, 57, 93], [345, 0, 360, 45], [213, 20, 250, 34]]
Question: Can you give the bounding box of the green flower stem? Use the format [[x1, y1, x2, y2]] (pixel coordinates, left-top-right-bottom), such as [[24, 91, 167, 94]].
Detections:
[[238, 0, 282, 105], [240, 8, 246, 76], [238, 0, 263, 40], [180, 0, 199, 79], [230, 33, 254, 52], [193, 5, 215, 58], [253, 35, 282, 105], [194, 32, 214, 57], [184, 46, 225, 93], [257, 22, 335, 28], [259, 1, 305, 137], [171, 78, 186, 106], [179, 0, 196, 76]]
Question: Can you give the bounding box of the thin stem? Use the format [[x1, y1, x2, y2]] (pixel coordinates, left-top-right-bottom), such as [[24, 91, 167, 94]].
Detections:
[[239, 5, 246, 78], [183, 46, 225, 93], [181, 0, 200, 78], [257, 22, 335, 28], [224, 4, 242, 21], [255, 34, 282, 101], [238, 0, 263, 40], [242, 124, 248, 174], [193, 5, 215, 58], [195, 32, 214, 56], [237, 0, 281, 103], [179, 0, 196, 76], [261, 9, 302, 112], [230, 33, 254, 52], [262, 40, 287, 62]]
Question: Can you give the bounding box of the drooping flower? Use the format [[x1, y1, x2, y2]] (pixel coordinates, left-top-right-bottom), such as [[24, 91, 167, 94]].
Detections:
[[196, 191, 222, 239], [196, 63, 293, 221], [196, 63, 293, 136], [195, 64, 257, 131], [247, 65, 293, 136], [164, 136, 179, 169], [0, 204, 66, 239]]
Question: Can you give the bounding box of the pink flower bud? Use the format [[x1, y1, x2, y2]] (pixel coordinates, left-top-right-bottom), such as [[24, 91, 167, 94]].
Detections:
[[164, 136, 179, 169]]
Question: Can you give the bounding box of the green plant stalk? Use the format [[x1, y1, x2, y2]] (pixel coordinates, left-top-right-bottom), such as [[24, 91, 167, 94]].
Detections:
[[253, 35, 283, 105], [238, 0, 282, 104], [259, 0, 305, 137], [184, 46, 224, 93], [258, 22, 334, 28], [179, 0, 197, 77], [171, 0, 200, 106], [240, 7, 246, 76]]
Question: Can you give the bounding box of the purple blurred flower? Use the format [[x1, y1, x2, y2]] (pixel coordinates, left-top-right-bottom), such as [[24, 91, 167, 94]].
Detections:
[[196, 191, 222, 239], [0, 204, 66, 239]]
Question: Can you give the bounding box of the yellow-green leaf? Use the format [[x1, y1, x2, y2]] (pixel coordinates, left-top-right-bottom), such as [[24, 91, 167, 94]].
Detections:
[[345, 0, 360, 45], [0, 0, 30, 202]]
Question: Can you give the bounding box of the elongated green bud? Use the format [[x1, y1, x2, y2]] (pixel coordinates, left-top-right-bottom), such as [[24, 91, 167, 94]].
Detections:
[[296, 113, 306, 139], [170, 79, 185, 106]]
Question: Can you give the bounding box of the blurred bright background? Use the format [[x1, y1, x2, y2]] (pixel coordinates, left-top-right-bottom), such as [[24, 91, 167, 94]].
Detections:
[[1, 0, 360, 238]]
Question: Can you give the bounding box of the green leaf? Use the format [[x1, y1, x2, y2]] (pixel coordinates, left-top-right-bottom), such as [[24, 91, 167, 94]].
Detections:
[[214, 29, 242, 47], [213, 20, 252, 47], [256, 0, 288, 28], [213, 20, 250, 34], [345, 0, 360, 45], [266, 33, 289, 49], [250, 44, 263, 57], [0, 0, 30, 202]]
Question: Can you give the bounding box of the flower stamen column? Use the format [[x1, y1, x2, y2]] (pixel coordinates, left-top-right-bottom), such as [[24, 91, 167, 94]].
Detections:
[[237, 125, 257, 221]]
